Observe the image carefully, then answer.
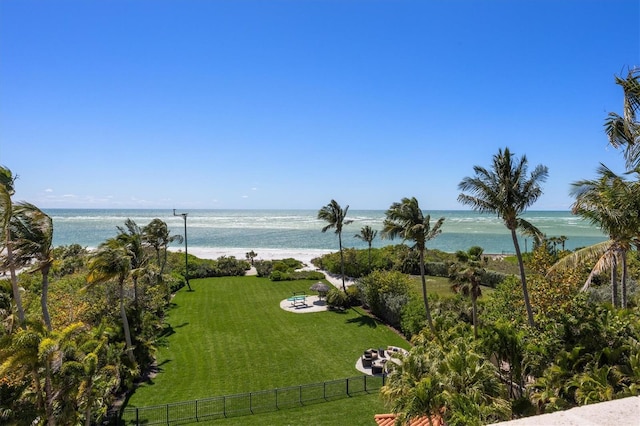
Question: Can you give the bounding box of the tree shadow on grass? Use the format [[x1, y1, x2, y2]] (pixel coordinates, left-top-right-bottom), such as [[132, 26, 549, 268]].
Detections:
[[138, 359, 172, 387], [157, 322, 189, 346], [345, 307, 378, 328]]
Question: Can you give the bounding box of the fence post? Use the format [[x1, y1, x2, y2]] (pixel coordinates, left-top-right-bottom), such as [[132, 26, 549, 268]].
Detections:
[[136, 407, 139, 426], [275, 388, 278, 410], [195, 399, 198, 421], [299, 385, 302, 405], [166, 403, 169, 426], [323, 381, 326, 400], [224, 395, 226, 418], [250, 392, 253, 414], [346, 377, 349, 396]]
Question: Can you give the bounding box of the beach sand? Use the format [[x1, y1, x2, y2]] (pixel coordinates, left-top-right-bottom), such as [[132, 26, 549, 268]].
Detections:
[[172, 247, 332, 267]]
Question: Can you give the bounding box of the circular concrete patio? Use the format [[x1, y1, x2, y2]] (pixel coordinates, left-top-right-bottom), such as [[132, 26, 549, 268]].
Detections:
[[279, 295, 328, 313]]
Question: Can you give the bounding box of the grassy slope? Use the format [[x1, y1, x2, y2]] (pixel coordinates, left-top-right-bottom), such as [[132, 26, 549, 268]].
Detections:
[[126, 276, 408, 408]]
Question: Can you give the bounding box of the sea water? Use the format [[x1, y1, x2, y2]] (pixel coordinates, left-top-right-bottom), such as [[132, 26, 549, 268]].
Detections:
[[45, 209, 607, 255]]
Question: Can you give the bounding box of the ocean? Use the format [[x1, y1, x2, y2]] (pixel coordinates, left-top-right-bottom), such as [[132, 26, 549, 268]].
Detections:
[[44, 209, 608, 255]]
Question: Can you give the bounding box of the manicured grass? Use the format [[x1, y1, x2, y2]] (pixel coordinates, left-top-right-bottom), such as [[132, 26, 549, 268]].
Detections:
[[212, 393, 387, 426], [408, 275, 494, 298], [408, 275, 453, 296], [126, 276, 408, 408]]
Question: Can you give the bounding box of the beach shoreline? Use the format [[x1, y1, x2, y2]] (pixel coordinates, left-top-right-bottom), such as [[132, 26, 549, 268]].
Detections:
[[169, 247, 355, 288], [169, 247, 333, 268]]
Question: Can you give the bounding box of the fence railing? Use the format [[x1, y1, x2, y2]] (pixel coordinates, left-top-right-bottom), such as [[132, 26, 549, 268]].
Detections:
[[113, 374, 386, 425]]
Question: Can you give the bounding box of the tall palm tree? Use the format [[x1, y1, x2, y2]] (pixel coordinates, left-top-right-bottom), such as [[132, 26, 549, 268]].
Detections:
[[354, 225, 377, 270], [10, 202, 54, 331], [458, 147, 548, 327], [605, 68, 640, 170], [116, 219, 148, 306], [86, 241, 136, 364], [382, 197, 445, 335], [318, 200, 353, 292], [142, 218, 182, 277], [0, 166, 25, 327], [552, 165, 640, 307]]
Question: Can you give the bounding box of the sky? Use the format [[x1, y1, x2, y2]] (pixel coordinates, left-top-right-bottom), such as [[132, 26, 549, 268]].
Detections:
[[1, 0, 638, 211]]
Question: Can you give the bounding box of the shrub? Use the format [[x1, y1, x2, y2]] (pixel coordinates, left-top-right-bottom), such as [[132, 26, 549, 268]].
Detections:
[[357, 270, 411, 329], [424, 261, 451, 277], [214, 256, 249, 276], [289, 270, 326, 281], [269, 270, 284, 281], [326, 288, 349, 310], [400, 296, 426, 338], [480, 270, 509, 288], [254, 260, 273, 277], [345, 285, 361, 306]]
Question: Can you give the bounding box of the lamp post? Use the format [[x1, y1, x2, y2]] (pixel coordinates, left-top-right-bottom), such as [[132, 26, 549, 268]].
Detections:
[[173, 209, 192, 291]]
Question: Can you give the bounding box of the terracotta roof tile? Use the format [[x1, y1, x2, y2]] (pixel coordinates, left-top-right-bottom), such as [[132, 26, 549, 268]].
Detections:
[[374, 413, 443, 426]]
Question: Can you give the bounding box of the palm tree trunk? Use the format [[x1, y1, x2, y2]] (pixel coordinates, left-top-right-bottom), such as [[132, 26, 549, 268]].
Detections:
[[419, 248, 436, 335], [45, 363, 54, 426], [133, 276, 139, 306], [5, 232, 25, 327], [83, 379, 93, 426], [119, 281, 135, 364], [611, 254, 619, 307], [338, 232, 346, 292], [32, 365, 44, 413], [41, 266, 52, 331], [510, 229, 535, 327], [472, 294, 478, 339], [621, 249, 627, 308], [84, 404, 92, 426], [160, 246, 167, 276]]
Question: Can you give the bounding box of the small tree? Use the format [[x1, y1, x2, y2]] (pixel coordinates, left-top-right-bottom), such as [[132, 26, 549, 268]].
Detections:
[[354, 225, 377, 271], [245, 250, 258, 265]]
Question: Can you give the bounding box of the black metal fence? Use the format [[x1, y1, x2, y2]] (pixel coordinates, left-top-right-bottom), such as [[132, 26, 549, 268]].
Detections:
[[114, 374, 386, 425]]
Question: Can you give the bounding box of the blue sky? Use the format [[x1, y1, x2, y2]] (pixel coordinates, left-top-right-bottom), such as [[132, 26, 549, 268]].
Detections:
[[1, 0, 638, 210]]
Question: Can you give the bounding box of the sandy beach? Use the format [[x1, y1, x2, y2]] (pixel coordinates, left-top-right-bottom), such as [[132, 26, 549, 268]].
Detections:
[[171, 247, 333, 267], [170, 247, 355, 288]]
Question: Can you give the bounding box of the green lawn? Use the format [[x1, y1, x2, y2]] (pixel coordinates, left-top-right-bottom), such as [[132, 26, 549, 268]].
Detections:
[[125, 276, 408, 410], [408, 275, 495, 297], [211, 393, 387, 426]]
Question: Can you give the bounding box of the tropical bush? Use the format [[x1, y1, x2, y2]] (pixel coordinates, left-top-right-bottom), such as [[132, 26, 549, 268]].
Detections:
[[356, 270, 411, 329], [325, 287, 349, 310]]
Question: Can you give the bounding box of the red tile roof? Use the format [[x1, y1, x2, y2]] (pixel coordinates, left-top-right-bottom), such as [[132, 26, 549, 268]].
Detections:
[[374, 413, 443, 426]]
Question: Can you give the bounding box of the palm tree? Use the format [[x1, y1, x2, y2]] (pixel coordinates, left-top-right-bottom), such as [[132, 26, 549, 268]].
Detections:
[[142, 218, 182, 277], [449, 263, 483, 339], [116, 218, 148, 306], [318, 200, 353, 292], [558, 235, 568, 251], [354, 225, 377, 270], [605, 68, 640, 170], [10, 202, 54, 331], [382, 197, 445, 335], [0, 166, 25, 327], [76, 323, 121, 426], [458, 147, 548, 327], [552, 165, 640, 307], [86, 241, 136, 364]]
